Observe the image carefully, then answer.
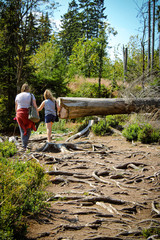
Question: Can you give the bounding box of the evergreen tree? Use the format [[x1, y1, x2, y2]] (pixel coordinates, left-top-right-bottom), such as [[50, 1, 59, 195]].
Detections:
[[59, 0, 83, 59], [78, 0, 106, 39], [38, 12, 52, 45], [0, 0, 56, 132]]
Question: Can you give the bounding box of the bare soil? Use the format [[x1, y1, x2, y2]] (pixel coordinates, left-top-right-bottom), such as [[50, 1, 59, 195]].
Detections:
[[25, 132, 160, 240]]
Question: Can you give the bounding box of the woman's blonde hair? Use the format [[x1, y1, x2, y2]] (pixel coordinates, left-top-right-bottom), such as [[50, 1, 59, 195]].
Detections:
[[21, 83, 30, 92], [44, 89, 55, 101]]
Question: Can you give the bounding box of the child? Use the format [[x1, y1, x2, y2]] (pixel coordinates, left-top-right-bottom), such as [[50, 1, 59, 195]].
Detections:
[[38, 89, 59, 142]]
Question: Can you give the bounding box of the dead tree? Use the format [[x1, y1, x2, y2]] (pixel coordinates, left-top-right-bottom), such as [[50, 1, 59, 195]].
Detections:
[[151, 0, 156, 69], [148, 0, 151, 71], [123, 45, 128, 83], [58, 97, 160, 119]]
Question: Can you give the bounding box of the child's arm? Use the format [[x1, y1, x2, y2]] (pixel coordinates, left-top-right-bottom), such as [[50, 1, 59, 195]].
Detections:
[[38, 101, 45, 111]]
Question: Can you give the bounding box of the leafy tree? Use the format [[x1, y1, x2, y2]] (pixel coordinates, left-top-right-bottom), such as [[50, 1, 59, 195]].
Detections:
[[0, 0, 57, 132], [31, 35, 69, 99], [126, 35, 144, 81], [68, 23, 116, 87], [68, 36, 100, 78]]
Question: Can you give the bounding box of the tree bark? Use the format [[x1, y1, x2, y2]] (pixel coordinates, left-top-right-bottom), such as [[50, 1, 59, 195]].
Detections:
[[151, 0, 155, 69], [123, 45, 128, 83], [58, 97, 160, 119], [148, 0, 151, 71]]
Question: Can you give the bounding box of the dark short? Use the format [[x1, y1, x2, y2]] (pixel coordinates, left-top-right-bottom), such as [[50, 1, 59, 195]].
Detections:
[[45, 114, 56, 123]]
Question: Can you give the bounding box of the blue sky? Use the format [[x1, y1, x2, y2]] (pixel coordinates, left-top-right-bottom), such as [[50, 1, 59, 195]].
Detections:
[[53, 0, 159, 59]]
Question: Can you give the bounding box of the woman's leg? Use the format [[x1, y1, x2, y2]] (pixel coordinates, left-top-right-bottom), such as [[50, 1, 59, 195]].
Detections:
[[46, 122, 53, 142], [18, 125, 31, 149]]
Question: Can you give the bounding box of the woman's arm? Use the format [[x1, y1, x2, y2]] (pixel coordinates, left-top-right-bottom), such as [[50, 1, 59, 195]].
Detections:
[[37, 101, 45, 111], [33, 99, 40, 116]]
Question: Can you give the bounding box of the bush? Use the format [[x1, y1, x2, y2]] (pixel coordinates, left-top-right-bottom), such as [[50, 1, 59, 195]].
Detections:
[[92, 119, 112, 136], [106, 115, 120, 128], [142, 227, 160, 238], [122, 122, 160, 143], [35, 119, 72, 135], [0, 141, 17, 157], [122, 123, 141, 141], [70, 82, 111, 98], [0, 149, 49, 240], [138, 123, 160, 144]]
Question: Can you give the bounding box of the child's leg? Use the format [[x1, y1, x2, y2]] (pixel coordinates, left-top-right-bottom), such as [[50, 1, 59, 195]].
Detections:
[[46, 122, 53, 142]]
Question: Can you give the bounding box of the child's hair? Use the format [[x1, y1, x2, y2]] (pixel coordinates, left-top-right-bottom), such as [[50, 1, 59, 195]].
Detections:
[[44, 89, 55, 101]]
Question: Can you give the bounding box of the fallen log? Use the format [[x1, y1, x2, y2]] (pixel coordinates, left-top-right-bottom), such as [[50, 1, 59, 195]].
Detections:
[[58, 97, 160, 119]]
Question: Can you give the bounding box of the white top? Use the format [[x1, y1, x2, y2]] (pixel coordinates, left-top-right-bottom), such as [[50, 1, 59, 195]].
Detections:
[[15, 92, 35, 110]]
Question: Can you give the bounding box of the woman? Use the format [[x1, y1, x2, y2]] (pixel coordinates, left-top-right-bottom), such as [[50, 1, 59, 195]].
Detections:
[[15, 83, 39, 150], [38, 89, 59, 142]]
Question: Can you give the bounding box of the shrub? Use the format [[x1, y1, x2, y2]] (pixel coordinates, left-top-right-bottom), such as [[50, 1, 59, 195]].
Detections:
[[70, 82, 111, 98], [36, 119, 72, 135], [0, 155, 49, 240], [142, 227, 160, 238], [106, 115, 120, 128], [92, 119, 112, 136], [0, 141, 17, 157], [122, 123, 141, 141], [52, 119, 69, 133], [138, 123, 160, 144], [122, 122, 160, 143]]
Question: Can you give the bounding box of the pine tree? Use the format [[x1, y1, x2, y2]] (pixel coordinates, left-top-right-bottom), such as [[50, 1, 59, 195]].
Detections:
[[59, 0, 83, 58], [38, 12, 52, 45], [0, 0, 57, 132], [78, 0, 106, 39]]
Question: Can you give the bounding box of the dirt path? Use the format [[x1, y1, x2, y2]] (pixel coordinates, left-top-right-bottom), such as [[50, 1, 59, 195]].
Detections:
[[25, 132, 160, 240]]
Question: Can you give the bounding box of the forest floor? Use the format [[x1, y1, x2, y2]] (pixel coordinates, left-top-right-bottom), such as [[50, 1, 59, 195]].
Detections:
[[23, 130, 160, 240]]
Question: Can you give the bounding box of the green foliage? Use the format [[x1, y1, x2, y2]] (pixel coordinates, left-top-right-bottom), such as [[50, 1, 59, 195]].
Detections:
[[35, 119, 74, 135], [122, 123, 141, 141], [52, 119, 70, 133], [31, 36, 69, 98], [0, 141, 17, 157], [59, 0, 83, 58], [0, 0, 52, 133], [105, 115, 120, 128], [0, 152, 49, 239], [122, 122, 160, 143], [68, 36, 106, 78], [138, 123, 160, 144], [70, 82, 110, 98], [92, 119, 112, 136], [142, 227, 160, 238]]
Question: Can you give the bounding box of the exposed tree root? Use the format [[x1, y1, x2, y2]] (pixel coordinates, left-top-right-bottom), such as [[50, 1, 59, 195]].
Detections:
[[66, 120, 94, 142], [36, 142, 84, 152]]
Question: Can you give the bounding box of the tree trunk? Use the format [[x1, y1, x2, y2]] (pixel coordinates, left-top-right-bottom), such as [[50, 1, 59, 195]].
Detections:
[[148, 0, 151, 71], [151, 0, 155, 69], [141, 18, 146, 90], [123, 45, 128, 83], [58, 97, 160, 119]]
